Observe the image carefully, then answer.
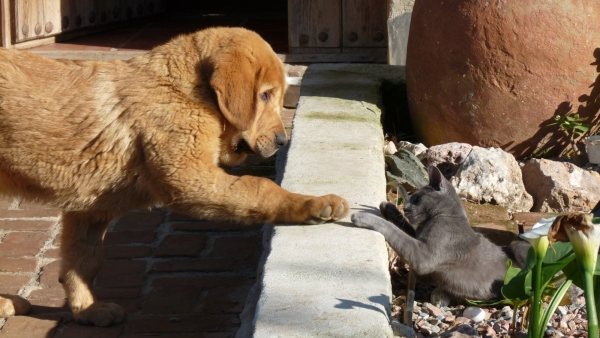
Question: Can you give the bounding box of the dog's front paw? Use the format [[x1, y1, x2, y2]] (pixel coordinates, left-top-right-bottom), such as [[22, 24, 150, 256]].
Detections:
[[350, 212, 381, 230], [0, 295, 31, 317], [302, 194, 349, 224], [74, 302, 125, 326]]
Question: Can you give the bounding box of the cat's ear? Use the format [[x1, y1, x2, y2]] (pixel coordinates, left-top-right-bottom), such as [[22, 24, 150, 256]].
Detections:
[[428, 166, 448, 192]]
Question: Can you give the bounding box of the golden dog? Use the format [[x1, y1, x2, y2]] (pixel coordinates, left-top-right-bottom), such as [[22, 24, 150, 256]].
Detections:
[[0, 27, 348, 326]]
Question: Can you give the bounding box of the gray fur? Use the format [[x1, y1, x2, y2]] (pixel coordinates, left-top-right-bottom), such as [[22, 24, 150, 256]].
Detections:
[[351, 166, 529, 300]]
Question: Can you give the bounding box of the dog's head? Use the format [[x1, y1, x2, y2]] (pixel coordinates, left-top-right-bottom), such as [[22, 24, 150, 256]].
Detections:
[[202, 28, 288, 166]]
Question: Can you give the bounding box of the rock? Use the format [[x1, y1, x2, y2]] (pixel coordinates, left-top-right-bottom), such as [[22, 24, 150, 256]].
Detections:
[[440, 324, 478, 337], [454, 317, 472, 325], [391, 317, 416, 338], [521, 158, 600, 212], [451, 147, 534, 212], [406, 0, 600, 159], [398, 141, 428, 161], [423, 302, 442, 317], [385, 149, 428, 193], [556, 306, 568, 316], [426, 143, 472, 178], [462, 306, 486, 323], [385, 141, 398, 155]]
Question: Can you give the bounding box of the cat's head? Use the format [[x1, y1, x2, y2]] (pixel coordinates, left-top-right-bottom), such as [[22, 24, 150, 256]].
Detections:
[[403, 166, 464, 226]]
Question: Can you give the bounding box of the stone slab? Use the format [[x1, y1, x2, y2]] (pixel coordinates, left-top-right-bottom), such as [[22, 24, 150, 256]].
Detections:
[[249, 64, 406, 337]]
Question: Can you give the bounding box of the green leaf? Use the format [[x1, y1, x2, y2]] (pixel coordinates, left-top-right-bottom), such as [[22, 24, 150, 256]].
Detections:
[[504, 259, 521, 285], [502, 247, 536, 300], [543, 242, 574, 264]]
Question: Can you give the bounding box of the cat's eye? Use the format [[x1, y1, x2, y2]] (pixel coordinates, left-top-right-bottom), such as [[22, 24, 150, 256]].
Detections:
[[260, 91, 270, 102]]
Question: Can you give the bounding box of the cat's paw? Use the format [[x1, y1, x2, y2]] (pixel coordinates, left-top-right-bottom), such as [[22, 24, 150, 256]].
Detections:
[[350, 212, 382, 230], [302, 194, 349, 224], [379, 201, 403, 221]]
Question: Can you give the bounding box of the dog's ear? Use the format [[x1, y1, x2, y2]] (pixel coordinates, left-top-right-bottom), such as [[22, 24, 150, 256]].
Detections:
[[208, 49, 256, 131]]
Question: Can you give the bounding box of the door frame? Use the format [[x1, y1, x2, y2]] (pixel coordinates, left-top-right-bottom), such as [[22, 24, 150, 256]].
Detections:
[[0, 0, 11, 47]]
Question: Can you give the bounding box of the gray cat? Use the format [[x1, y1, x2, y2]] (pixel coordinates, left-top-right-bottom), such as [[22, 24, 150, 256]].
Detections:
[[351, 166, 529, 301]]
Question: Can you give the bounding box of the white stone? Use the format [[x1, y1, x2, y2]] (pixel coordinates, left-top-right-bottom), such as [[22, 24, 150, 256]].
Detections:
[[451, 147, 534, 212], [398, 141, 428, 161], [462, 306, 486, 323], [385, 141, 398, 155], [521, 158, 600, 213]]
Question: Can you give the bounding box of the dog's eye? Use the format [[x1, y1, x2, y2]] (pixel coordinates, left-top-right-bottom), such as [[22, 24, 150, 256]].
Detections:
[[260, 92, 270, 102]]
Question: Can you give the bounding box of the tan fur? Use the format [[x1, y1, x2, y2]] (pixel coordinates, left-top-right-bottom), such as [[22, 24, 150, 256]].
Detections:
[[0, 27, 348, 326]]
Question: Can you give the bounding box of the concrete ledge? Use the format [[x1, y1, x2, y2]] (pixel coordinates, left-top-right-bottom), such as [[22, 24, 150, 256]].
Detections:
[[246, 64, 406, 337]]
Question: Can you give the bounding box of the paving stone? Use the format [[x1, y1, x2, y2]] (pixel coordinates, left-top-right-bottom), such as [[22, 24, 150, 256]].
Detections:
[[150, 257, 255, 273], [198, 286, 251, 314], [0, 200, 61, 218], [0, 275, 31, 294], [113, 211, 166, 231], [95, 287, 142, 299], [39, 261, 62, 289], [95, 260, 147, 288], [154, 234, 208, 257], [123, 333, 234, 338], [103, 231, 156, 245], [0, 315, 60, 337], [104, 245, 152, 259], [60, 321, 124, 338], [169, 212, 202, 222], [143, 284, 204, 314], [43, 248, 61, 260], [0, 232, 49, 258], [210, 235, 261, 258], [0, 257, 37, 273], [27, 298, 71, 316], [151, 276, 251, 289], [130, 314, 239, 333], [0, 220, 56, 231], [170, 221, 261, 232]]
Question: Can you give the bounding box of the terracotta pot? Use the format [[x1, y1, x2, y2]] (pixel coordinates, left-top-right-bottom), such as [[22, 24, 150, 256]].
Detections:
[[406, 0, 600, 159]]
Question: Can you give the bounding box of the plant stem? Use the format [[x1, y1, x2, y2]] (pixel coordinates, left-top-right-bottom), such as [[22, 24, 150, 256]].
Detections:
[[530, 254, 544, 338], [584, 269, 598, 338]]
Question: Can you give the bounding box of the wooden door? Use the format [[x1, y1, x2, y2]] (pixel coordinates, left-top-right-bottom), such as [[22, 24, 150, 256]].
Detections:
[[342, 0, 387, 48], [14, 0, 44, 42], [288, 0, 341, 51]]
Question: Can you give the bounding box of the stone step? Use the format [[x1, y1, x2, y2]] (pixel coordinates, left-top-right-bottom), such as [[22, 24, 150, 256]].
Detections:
[[239, 64, 406, 337]]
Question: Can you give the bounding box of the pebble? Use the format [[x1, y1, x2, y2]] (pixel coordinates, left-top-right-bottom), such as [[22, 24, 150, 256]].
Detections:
[[462, 306, 486, 322], [400, 283, 588, 337]]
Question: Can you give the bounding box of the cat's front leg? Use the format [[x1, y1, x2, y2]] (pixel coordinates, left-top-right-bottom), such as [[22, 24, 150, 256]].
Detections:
[[351, 212, 436, 275], [351, 212, 392, 232], [378, 202, 416, 237]]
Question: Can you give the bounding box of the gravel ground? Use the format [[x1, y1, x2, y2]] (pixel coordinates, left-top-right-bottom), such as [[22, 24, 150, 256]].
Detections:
[[390, 260, 590, 337]]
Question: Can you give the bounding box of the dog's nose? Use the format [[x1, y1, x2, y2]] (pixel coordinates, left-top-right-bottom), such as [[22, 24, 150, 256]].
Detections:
[[275, 133, 288, 147]]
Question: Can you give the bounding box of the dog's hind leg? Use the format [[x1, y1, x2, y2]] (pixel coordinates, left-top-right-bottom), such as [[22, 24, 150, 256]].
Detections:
[[59, 212, 125, 326]]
